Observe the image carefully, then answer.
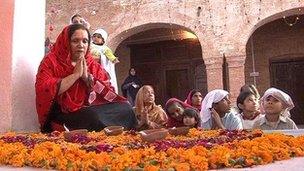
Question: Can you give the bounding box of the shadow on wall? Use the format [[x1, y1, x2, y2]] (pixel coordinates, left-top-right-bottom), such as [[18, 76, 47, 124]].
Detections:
[[11, 57, 40, 132]]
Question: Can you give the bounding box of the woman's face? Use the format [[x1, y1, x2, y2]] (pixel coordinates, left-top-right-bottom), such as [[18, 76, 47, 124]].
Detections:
[[167, 102, 184, 121], [241, 94, 259, 113], [70, 29, 89, 61], [213, 95, 231, 116], [143, 86, 155, 104], [263, 95, 284, 115], [192, 92, 203, 106], [92, 33, 104, 45], [130, 68, 136, 76]]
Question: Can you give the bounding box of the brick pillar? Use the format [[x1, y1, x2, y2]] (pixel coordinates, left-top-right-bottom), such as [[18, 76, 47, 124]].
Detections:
[[225, 54, 246, 103], [0, 0, 14, 132], [204, 57, 223, 91]]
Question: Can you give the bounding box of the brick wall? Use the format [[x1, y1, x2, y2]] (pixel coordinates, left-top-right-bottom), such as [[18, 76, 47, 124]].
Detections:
[[46, 0, 304, 95]]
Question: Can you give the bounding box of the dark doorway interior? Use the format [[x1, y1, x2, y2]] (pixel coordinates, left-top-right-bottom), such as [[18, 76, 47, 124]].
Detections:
[[165, 69, 190, 101], [270, 57, 304, 124], [129, 39, 207, 105]]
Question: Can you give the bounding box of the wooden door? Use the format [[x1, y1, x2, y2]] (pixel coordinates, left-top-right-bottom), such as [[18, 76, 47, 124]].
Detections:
[[165, 68, 190, 102], [270, 58, 304, 124], [130, 39, 207, 106]]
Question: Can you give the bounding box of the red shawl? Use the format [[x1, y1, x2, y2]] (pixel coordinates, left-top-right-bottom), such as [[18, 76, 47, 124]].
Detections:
[[35, 25, 126, 128], [165, 98, 195, 128], [184, 90, 202, 111]]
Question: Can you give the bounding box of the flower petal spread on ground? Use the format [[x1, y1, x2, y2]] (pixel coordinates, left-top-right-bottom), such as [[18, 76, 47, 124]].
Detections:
[[0, 129, 304, 170]]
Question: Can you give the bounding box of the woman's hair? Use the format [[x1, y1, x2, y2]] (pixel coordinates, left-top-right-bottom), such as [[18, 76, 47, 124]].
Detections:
[[240, 84, 260, 99], [183, 108, 200, 127], [68, 24, 91, 47], [71, 14, 82, 23], [237, 91, 255, 112], [135, 85, 155, 115]]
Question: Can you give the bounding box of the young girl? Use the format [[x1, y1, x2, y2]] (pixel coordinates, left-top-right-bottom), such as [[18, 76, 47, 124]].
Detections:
[[134, 85, 168, 130], [237, 91, 262, 129], [253, 88, 297, 130], [200, 89, 243, 130], [183, 108, 200, 128], [91, 29, 119, 93]]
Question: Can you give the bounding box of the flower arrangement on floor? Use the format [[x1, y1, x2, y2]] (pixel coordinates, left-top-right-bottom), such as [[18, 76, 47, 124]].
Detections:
[[0, 129, 304, 171]]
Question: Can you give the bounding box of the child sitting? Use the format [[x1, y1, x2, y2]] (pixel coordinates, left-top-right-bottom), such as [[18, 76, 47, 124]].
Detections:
[[237, 91, 262, 129], [134, 85, 168, 130], [183, 108, 200, 128], [200, 89, 243, 130], [253, 88, 297, 130]]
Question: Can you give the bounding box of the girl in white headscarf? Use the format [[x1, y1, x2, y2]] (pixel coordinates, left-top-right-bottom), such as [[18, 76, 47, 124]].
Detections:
[[252, 87, 297, 130], [200, 89, 243, 130], [91, 29, 119, 93]]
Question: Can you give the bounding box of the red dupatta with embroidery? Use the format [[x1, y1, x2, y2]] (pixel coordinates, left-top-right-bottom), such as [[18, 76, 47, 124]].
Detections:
[[35, 25, 126, 128]]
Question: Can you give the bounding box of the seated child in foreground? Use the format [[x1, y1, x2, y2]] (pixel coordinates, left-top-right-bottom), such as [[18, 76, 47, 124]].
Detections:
[[200, 89, 243, 130], [134, 85, 168, 130], [237, 91, 263, 129], [252, 88, 297, 130]]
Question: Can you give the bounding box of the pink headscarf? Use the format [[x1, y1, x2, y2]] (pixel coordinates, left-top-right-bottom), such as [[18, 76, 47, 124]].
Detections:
[[184, 90, 202, 111]]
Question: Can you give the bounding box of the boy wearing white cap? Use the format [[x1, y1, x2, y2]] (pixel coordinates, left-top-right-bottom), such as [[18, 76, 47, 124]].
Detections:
[[252, 88, 297, 130]]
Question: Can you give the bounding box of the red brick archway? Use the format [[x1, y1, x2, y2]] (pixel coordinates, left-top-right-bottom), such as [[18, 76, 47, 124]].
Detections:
[[244, 8, 304, 124], [113, 24, 208, 105]]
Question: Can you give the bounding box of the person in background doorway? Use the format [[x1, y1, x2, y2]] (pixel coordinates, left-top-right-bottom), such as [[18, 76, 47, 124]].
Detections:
[[121, 68, 142, 106]]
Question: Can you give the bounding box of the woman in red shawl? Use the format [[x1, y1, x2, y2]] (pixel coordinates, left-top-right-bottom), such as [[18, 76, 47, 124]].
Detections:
[[184, 89, 203, 111], [35, 24, 136, 132], [165, 98, 196, 128]]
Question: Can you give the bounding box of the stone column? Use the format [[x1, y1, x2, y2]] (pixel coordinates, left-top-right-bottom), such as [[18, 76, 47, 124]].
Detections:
[[204, 57, 224, 91], [225, 54, 246, 103], [0, 0, 14, 132]]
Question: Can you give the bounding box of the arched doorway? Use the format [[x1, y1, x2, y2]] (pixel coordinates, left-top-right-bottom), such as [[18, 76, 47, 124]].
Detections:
[[245, 13, 304, 124], [115, 25, 207, 106]]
